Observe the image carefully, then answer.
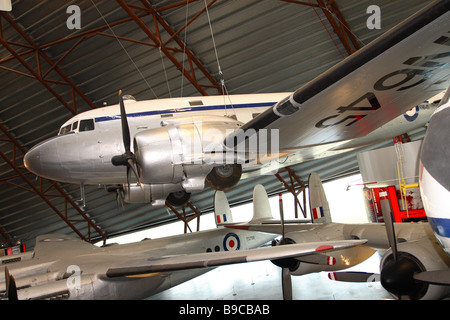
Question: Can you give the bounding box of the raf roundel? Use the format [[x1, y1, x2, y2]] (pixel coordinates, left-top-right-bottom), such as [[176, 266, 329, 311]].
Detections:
[[403, 106, 419, 122], [223, 233, 240, 251]]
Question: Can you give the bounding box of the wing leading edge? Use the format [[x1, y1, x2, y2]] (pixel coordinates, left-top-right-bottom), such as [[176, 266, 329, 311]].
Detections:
[[229, 0, 450, 151]]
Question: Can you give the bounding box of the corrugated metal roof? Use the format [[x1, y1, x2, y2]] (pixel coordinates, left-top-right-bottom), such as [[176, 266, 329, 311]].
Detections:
[[0, 0, 435, 249]]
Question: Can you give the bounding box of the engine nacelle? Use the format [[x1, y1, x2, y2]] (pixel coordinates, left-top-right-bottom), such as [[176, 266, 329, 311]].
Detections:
[[113, 183, 184, 206], [133, 119, 243, 191], [380, 237, 450, 299]]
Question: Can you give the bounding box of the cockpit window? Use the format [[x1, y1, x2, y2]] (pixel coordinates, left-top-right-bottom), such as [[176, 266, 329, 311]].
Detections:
[[72, 121, 78, 131], [79, 119, 94, 132], [59, 124, 71, 135]]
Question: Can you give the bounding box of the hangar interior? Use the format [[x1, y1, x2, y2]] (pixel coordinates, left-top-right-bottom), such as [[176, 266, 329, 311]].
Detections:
[[0, 0, 445, 300], [0, 0, 436, 249]]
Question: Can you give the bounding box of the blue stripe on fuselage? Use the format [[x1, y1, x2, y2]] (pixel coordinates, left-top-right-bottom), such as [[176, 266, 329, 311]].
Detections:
[[428, 217, 450, 238], [94, 102, 276, 123]]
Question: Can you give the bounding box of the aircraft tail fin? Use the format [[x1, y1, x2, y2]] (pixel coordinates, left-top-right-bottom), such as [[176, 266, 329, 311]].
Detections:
[[250, 184, 273, 222], [308, 172, 332, 223], [214, 190, 233, 227]]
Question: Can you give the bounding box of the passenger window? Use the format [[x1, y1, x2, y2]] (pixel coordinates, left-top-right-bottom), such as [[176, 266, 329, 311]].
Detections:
[[79, 119, 94, 132]]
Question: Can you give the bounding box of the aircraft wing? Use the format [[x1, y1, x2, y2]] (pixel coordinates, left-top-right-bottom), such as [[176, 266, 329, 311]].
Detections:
[[105, 239, 366, 278], [32, 234, 98, 260], [230, 0, 450, 154], [226, 221, 434, 250]]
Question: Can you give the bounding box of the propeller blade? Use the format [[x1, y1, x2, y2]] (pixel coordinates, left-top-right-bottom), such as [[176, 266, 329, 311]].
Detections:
[[382, 209, 398, 261], [413, 270, 450, 286], [118, 90, 131, 154], [282, 267, 293, 300], [5, 266, 18, 300], [279, 193, 285, 240], [328, 271, 379, 283], [127, 158, 143, 190]]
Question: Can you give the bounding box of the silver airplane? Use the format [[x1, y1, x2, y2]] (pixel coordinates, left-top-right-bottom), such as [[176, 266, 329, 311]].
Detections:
[[0, 184, 365, 300], [23, 1, 450, 207]]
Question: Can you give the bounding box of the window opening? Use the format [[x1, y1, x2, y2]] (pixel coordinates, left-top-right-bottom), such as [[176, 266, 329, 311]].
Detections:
[[79, 119, 95, 132]]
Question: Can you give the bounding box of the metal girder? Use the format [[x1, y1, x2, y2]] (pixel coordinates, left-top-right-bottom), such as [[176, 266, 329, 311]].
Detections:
[[165, 201, 202, 234], [316, 0, 360, 55], [0, 123, 106, 244], [116, 0, 223, 96], [0, 13, 96, 115], [0, 13, 107, 243], [282, 0, 360, 56], [274, 167, 307, 219]]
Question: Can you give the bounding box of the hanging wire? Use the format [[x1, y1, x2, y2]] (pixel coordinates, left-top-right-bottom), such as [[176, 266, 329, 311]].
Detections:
[[318, 3, 367, 47], [180, 0, 190, 97], [159, 47, 172, 98], [311, 3, 345, 59], [312, 0, 367, 58], [90, 0, 158, 99], [203, 0, 235, 117]]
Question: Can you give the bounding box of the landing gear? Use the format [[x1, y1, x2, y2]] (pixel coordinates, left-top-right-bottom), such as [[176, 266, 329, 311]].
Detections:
[[205, 164, 242, 191]]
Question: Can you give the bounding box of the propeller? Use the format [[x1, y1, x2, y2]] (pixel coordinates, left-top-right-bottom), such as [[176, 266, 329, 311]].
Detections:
[[328, 208, 450, 299], [271, 193, 297, 300], [378, 208, 428, 299], [5, 266, 18, 300], [111, 90, 142, 190], [107, 185, 125, 209]]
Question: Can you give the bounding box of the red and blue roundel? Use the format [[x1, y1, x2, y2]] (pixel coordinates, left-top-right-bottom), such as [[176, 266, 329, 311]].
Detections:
[[223, 233, 240, 251], [403, 106, 419, 122]]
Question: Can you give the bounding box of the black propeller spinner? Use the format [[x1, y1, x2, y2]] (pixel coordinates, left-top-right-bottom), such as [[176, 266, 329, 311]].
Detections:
[[379, 208, 427, 299], [111, 91, 141, 188]]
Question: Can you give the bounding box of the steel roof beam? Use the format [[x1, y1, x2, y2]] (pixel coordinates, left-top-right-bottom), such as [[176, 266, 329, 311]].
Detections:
[[0, 122, 106, 243], [0, 13, 96, 114], [316, 0, 360, 55], [117, 0, 223, 96]]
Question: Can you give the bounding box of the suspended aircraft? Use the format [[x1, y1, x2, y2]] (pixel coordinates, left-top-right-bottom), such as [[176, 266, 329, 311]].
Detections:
[[0, 184, 366, 300], [228, 96, 450, 301], [24, 1, 450, 207]]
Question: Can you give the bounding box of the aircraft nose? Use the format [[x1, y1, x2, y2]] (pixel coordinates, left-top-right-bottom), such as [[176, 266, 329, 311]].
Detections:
[[24, 144, 43, 176], [24, 136, 61, 180]]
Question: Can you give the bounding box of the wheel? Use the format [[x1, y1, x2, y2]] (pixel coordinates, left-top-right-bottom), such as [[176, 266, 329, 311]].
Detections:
[[166, 190, 191, 206], [205, 164, 242, 191]]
